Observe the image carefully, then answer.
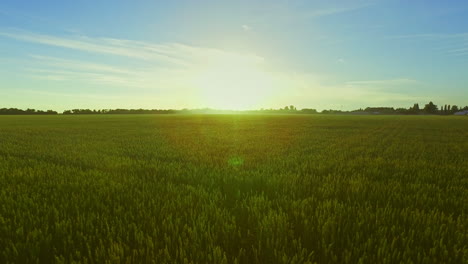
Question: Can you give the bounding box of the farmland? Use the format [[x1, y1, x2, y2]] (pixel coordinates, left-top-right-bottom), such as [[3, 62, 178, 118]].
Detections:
[[0, 114, 467, 263]]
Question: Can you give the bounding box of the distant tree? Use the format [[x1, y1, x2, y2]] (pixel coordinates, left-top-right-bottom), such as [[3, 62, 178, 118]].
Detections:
[[407, 103, 419, 114], [406, 103, 420, 114], [300, 108, 318, 114], [451, 105, 459, 113], [364, 107, 395, 114], [0, 108, 57, 115], [321, 109, 345, 114], [395, 108, 408, 114], [423, 101, 438, 114]]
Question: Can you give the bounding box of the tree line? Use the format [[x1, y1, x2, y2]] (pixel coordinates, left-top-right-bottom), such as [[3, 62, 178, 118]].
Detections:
[[332, 102, 468, 115], [1, 102, 467, 115], [62, 109, 177, 115], [0, 108, 58, 115]]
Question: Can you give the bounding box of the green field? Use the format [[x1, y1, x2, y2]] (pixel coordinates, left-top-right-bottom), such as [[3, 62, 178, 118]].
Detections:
[[0, 115, 467, 263]]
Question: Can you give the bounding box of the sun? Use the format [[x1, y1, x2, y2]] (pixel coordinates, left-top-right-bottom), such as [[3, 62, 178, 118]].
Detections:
[[193, 53, 276, 110]]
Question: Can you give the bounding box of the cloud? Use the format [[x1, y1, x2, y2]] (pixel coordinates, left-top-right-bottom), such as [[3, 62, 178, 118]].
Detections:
[[245, 0, 376, 29], [304, 4, 372, 18], [0, 29, 266, 68], [29, 55, 134, 75], [24, 55, 196, 91], [386, 33, 468, 39], [386, 32, 468, 57], [242, 25, 252, 31], [337, 78, 427, 107], [346, 78, 419, 87], [290, 0, 376, 20], [0, 30, 187, 65]]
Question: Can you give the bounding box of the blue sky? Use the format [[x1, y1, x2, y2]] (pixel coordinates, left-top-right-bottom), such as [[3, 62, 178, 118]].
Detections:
[[1, 0, 467, 110]]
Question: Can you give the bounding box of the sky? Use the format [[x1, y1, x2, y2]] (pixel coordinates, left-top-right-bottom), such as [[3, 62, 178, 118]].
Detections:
[[0, 0, 467, 111]]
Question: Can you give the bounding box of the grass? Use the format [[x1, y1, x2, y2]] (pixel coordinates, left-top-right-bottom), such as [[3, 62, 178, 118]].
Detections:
[[0, 114, 467, 263]]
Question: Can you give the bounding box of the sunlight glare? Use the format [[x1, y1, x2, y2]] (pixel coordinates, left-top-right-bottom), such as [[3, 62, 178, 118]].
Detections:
[[193, 53, 276, 110]]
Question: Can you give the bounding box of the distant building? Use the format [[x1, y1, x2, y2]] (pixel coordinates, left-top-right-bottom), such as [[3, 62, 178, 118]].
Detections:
[[454, 110, 468, 115]]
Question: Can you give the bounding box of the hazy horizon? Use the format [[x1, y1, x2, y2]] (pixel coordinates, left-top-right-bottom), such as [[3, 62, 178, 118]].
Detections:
[[1, 0, 467, 111]]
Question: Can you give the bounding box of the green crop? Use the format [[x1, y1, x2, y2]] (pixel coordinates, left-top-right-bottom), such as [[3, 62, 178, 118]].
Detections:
[[0, 115, 467, 263]]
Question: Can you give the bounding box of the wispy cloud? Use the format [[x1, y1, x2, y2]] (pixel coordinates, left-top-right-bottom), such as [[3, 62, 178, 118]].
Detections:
[[0, 30, 186, 65], [249, 0, 376, 27], [304, 3, 374, 19], [29, 55, 134, 75], [386, 33, 468, 39], [386, 32, 468, 57], [242, 25, 252, 31], [24, 55, 194, 91], [0, 29, 266, 68], [346, 78, 419, 87]]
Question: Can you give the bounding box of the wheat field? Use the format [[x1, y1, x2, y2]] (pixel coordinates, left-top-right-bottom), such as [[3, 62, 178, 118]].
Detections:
[[0, 115, 467, 263]]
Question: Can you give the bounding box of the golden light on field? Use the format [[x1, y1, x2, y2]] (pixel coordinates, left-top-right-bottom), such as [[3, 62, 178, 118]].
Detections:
[[193, 52, 276, 110]]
